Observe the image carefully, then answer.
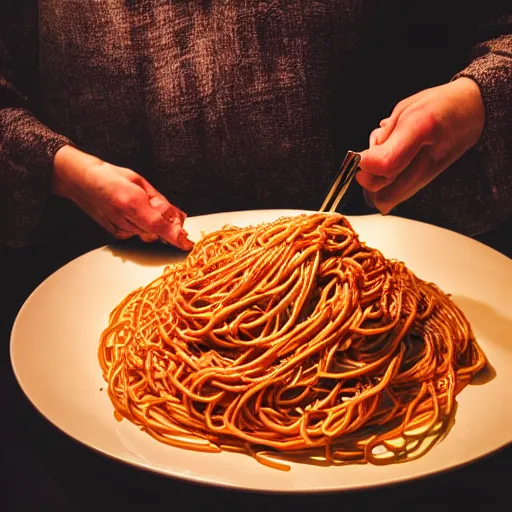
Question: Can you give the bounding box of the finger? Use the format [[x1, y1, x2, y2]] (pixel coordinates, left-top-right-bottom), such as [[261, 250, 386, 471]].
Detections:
[[108, 217, 150, 241], [106, 221, 136, 240], [389, 92, 420, 119], [149, 195, 187, 225], [368, 147, 437, 215], [114, 230, 134, 240], [369, 118, 393, 148], [171, 217, 194, 250], [359, 110, 437, 180], [133, 205, 192, 250], [373, 116, 397, 146], [356, 170, 394, 193], [123, 218, 157, 241], [131, 174, 187, 224], [139, 233, 159, 243], [375, 94, 421, 148], [176, 226, 194, 251], [369, 127, 383, 147], [369, 116, 396, 148], [124, 217, 179, 246], [363, 189, 375, 209], [122, 179, 191, 249]]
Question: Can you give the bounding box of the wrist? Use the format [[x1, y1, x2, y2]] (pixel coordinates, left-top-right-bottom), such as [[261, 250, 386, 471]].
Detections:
[[451, 77, 485, 146], [52, 145, 102, 200], [453, 77, 485, 119]]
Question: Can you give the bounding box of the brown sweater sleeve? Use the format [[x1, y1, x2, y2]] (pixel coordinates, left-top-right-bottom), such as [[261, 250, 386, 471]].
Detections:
[[397, 9, 512, 237], [453, 11, 512, 205], [0, 38, 72, 248]]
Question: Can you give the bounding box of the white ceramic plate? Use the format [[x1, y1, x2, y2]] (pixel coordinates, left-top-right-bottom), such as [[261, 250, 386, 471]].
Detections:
[[10, 210, 512, 492]]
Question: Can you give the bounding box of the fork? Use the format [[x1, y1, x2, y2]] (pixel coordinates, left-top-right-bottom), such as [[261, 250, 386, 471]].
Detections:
[[319, 150, 361, 213]]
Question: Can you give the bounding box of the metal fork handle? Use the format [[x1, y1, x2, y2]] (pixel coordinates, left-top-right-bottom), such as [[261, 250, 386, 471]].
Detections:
[[319, 150, 361, 213]]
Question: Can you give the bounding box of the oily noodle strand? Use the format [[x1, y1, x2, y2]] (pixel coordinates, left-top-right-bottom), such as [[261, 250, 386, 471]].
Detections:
[[99, 213, 486, 470]]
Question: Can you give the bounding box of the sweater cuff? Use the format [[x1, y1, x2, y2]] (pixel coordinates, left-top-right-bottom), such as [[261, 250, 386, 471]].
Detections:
[[0, 107, 72, 247], [453, 51, 512, 155]]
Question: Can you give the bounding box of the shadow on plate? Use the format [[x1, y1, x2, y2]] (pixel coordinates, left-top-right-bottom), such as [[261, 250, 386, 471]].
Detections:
[[452, 295, 512, 373], [105, 240, 189, 267], [264, 410, 458, 470]]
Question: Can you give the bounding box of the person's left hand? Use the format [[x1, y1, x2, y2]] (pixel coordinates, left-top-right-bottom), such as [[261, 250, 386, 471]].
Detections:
[[356, 77, 485, 214]]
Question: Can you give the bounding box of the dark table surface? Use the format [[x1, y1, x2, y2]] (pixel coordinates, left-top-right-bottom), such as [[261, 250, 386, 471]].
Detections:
[[2, 215, 511, 512]]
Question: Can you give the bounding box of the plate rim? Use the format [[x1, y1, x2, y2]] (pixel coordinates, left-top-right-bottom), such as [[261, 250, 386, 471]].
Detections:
[[9, 209, 512, 493]]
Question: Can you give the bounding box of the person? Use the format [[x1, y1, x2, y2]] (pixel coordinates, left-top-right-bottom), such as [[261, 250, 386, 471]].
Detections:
[[0, 1, 511, 253]]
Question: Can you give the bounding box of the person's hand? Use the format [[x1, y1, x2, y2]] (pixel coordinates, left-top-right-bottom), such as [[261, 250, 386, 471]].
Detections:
[[356, 77, 485, 214], [52, 145, 193, 250]]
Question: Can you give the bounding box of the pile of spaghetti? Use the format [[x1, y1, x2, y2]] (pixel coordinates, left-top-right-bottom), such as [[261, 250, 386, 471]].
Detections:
[[99, 213, 486, 469]]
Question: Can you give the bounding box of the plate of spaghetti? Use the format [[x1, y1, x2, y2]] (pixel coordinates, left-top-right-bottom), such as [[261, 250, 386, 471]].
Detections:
[[10, 210, 512, 492]]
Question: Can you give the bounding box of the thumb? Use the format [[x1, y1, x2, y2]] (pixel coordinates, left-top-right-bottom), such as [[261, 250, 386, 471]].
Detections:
[[163, 216, 194, 251], [360, 112, 434, 181], [133, 175, 187, 225], [149, 196, 193, 249], [126, 190, 193, 250], [149, 195, 187, 224]]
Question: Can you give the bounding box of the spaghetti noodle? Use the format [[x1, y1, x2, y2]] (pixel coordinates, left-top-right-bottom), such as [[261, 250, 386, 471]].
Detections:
[[99, 213, 486, 469]]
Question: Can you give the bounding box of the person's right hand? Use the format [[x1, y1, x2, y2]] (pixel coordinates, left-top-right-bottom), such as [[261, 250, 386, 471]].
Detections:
[[52, 145, 193, 250]]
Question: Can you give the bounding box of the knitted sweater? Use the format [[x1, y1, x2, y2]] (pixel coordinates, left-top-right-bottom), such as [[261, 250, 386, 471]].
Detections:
[[1, 0, 511, 247]]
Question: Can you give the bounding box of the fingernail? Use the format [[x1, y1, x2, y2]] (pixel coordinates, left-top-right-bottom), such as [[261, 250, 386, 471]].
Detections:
[[173, 224, 192, 249], [150, 196, 164, 209], [180, 235, 194, 251], [381, 203, 395, 216]]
